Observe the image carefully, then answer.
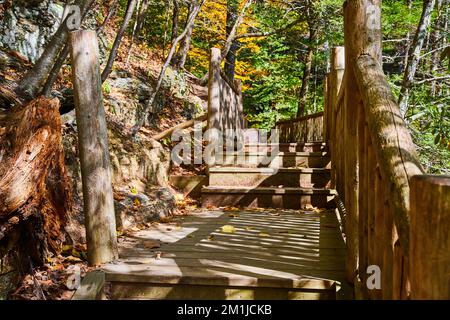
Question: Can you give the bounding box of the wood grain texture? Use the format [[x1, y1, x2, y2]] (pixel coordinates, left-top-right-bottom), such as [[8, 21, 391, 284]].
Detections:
[[70, 30, 118, 265], [102, 209, 350, 299], [410, 175, 450, 299]]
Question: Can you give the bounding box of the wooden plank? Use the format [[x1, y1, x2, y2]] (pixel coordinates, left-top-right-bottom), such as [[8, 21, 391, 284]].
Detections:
[[410, 175, 450, 299], [111, 283, 336, 300], [104, 264, 339, 290], [72, 270, 105, 300]]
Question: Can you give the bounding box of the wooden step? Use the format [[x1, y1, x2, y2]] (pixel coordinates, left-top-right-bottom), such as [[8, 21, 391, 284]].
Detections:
[[202, 186, 336, 209], [209, 167, 331, 188], [215, 151, 331, 168], [244, 142, 328, 153]]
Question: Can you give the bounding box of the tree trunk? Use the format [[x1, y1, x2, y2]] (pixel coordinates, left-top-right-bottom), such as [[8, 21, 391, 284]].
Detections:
[[172, 2, 194, 69], [398, 0, 436, 116], [296, 26, 317, 117], [171, 0, 180, 42], [224, 0, 239, 81], [0, 97, 73, 264], [430, 0, 445, 96], [17, 0, 94, 101], [132, 0, 206, 135], [70, 30, 118, 265], [135, 0, 150, 36], [42, 44, 70, 97], [101, 0, 138, 83], [200, 0, 253, 84]]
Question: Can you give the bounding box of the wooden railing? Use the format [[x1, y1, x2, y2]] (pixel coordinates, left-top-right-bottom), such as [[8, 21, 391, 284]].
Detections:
[[325, 1, 450, 300], [207, 48, 244, 139], [275, 112, 324, 143]]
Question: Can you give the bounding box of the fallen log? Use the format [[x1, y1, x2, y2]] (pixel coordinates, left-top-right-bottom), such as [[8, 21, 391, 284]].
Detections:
[[152, 114, 207, 141]]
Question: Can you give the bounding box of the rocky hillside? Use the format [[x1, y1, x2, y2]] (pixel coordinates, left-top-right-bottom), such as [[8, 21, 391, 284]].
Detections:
[[0, 0, 207, 299]]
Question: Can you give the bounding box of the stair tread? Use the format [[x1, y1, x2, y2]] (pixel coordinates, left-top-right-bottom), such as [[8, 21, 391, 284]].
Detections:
[[217, 151, 329, 156], [209, 167, 330, 173], [202, 186, 337, 194]]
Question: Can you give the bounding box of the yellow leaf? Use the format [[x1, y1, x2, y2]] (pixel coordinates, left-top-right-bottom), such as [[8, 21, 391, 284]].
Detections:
[[221, 225, 236, 233], [224, 206, 240, 212], [259, 232, 270, 237], [228, 213, 239, 218], [134, 198, 141, 206], [207, 235, 215, 241]]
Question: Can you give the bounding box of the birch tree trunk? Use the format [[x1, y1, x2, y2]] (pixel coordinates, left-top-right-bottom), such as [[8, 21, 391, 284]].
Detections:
[[17, 0, 95, 101], [101, 0, 138, 83], [398, 0, 436, 116]]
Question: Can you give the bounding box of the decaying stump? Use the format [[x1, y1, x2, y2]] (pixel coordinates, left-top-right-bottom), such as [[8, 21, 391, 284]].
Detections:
[[0, 97, 72, 263]]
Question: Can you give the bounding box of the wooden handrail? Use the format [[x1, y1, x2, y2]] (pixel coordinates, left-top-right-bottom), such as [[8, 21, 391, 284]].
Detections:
[[275, 111, 324, 125], [354, 54, 424, 251]]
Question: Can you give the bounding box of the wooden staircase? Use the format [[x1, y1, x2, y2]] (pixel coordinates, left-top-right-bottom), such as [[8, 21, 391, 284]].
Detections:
[[202, 141, 336, 210]]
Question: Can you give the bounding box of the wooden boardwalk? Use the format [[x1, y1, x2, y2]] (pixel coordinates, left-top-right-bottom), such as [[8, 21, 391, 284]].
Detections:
[[102, 208, 350, 300]]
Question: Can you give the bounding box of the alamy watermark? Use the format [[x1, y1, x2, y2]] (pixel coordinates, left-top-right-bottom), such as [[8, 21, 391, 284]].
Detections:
[[62, 4, 81, 30], [171, 123, 281, 170]]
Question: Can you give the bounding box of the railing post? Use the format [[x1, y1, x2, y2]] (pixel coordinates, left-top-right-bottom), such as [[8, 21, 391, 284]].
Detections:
[[410, 175, 450, 299], [329, 47, 345, 190], [343, 0, 381, 285], [207, 48, 222, 166], [69, 30, 118, 265]]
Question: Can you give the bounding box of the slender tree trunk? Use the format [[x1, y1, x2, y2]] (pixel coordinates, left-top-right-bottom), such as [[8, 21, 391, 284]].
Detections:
[[171, 0, 180, 42], [101, 0, 138, 83], [172, 2, 194, 69], [403, 0, 413, 69], [125, 0, 142, 66], [42, 44, 70, 97], [17, 0, 94, 101], [135, 0, 150, 36], [297, 26, 317, 117], [132, 0, 206, 135], [97, 0, 118, 33], [398, 0, 436, 116], [225, 0, 239, 81], [200, 0, 253, 83], [430, 0, 445, 96]]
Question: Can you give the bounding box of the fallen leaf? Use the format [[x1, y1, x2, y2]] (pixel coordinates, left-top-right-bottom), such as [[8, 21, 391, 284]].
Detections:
[[245, 227, 253, 231], [259, 232, 270, 237], [143, 240, 161, 249], [207, 235, 215, 241], [221, 225, 236, 233], [133, 198, 141, 206], [228, 213, 239, 218], [224, 206, 240, 212], [64, 256, 82, 263]]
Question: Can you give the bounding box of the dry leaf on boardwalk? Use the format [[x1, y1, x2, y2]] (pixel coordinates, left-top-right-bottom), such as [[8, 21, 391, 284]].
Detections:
[[224, 206, 240, 212], [221, 225, 236, 233]]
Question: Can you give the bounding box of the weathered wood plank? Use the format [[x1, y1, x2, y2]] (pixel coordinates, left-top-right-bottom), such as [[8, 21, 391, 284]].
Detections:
[[72, 270, 105, 300], [410, 175, 450, 300]]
